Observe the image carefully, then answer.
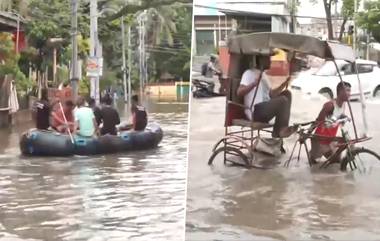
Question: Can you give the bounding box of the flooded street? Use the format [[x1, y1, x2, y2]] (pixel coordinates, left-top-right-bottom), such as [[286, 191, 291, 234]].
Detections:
[[186, 92, 380, 241], [0, 99, 188, 241]]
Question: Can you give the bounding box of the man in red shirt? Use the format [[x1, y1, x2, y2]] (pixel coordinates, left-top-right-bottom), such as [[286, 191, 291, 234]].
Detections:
[[51, 100, 75, 134]]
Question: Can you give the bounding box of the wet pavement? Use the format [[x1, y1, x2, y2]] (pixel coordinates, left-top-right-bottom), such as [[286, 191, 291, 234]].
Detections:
[[0, 99, 188, 241], [186, 91, 380, 241]]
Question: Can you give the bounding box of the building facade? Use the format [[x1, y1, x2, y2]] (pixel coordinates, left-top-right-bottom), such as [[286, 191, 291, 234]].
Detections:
[[193, 0, 292, 56]]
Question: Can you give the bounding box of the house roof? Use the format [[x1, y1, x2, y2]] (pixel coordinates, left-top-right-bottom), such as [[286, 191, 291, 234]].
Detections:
[[228, 32, 356, 62], [195, 1, 291, 17], [0, 11, 25, 31]]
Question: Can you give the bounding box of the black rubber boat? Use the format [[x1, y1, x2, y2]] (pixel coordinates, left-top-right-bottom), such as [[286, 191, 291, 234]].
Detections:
[[19, 123, 163, 156]]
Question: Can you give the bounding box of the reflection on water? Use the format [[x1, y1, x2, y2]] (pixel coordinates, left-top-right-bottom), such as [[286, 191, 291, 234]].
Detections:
[[186, 94, 380, 241], [0, 100, 188, 241]]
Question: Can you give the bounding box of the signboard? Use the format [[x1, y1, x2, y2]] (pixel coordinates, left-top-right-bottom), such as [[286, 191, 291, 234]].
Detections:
[[86, 57, 99, 77], [86, 57, 103, 77]]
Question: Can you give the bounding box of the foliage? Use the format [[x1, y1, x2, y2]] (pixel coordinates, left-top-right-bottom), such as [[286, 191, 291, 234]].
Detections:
[[357, 0, 380, 42], [0, 0, 28, 15], [26, 0, 90, 72], [106, 0, 192, 21], [148, 5, 192, 82], [79, 76, 90, 96], [0, 33, 32, 94], [7, 0, 192, 94], [336, 0, 360, 41], [310, 0, 337, 39]]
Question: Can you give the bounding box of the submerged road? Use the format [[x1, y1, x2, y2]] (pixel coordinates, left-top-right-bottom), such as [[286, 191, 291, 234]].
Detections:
[[186, 91, 380, 241], [0, 100, 188, 241]]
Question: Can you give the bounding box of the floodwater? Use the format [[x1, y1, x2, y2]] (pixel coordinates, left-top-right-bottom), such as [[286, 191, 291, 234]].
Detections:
[[186, 92, 380, 241], [0, 98, 188, 241]]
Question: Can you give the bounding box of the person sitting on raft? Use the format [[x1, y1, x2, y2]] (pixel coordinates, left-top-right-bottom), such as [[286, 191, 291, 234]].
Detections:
[[51, 100, 75, 134], [88, 97, 102, 126], [73, 96, 99, 137], [98, 94, 120, 135], [119, 95, 147, 131], [32, 88, 50, 130]]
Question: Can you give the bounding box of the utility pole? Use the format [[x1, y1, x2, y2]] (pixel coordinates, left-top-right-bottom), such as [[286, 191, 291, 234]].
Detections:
[[127, 25, 132, 109], [90, 0, 100, 104], [139, 13, 143, 99], [70, 0, 79, 100], [143, 11, 147, 90], [353, 0, 357, 56], [121, 15, 127, 103], [290, 0, 296, 33]]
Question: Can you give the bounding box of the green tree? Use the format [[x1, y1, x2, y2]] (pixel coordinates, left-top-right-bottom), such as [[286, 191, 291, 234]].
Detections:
[[0, 0, 28, 15], [105, 0, 192, 21], [149, 5, 192, 81], [310, 0, 338, 39], [97, 0, 192, 89], [338, 0, 359, 41], [0, 33, 32, 94], [357, 0, 380, 42], [26, 0, 90, 72]]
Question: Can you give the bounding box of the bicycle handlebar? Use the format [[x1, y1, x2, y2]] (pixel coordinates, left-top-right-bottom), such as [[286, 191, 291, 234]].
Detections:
[[325, 116, 351, 126], [293, 116, 351, 131]]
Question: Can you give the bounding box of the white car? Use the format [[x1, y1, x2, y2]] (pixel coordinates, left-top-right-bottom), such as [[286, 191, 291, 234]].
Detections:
[[291, 59, 380, 99]]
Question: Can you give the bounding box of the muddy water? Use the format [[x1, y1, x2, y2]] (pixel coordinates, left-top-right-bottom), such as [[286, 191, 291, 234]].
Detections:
[[0, 99, 188, 241], [186, 93, 380, 241]]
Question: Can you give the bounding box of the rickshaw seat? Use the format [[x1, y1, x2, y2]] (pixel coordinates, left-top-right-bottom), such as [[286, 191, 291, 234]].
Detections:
[[232, 119, 273, 129], [225, 101, 273, 130]]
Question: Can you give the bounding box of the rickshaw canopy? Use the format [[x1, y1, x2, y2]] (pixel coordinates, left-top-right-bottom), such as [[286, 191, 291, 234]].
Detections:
[[228, 32, 355, 63]]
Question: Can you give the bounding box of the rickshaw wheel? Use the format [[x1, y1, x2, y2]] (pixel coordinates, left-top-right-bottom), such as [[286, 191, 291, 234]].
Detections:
[[340, 147, 380, 172], [208, 146, 249, 167]]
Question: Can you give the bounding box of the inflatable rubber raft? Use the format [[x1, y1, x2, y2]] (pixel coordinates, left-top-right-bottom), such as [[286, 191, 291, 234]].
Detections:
[[20, 123, 163, 156]]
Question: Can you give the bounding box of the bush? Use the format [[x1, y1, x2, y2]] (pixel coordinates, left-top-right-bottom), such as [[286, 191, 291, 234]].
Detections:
[[0, 33, 33, 95]]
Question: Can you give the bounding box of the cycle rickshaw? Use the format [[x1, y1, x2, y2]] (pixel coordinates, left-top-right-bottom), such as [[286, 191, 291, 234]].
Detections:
[[207, 32, 380, 172]]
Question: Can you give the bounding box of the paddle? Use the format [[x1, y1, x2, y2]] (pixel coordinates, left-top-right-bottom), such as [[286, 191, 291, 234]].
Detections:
[[58, 102, 74, 144]]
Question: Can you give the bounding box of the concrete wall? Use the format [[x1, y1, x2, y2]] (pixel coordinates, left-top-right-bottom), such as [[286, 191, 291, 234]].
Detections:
[[145, 82, 190, 99]]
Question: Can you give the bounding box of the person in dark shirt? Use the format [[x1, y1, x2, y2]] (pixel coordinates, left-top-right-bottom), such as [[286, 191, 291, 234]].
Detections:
[[32, 88, 50, 130], [131, 95, 147, 131], [88, 98, 102, 126], [99, 95, 120, 135], [117, 95, 147, 132]]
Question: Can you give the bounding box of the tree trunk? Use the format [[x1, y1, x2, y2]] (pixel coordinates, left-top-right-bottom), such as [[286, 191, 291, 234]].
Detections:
[[338, 18, 347, 42], [323, 0, 334, 40]]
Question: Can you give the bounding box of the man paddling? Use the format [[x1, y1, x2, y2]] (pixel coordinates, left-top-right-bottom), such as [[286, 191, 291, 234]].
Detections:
[[51, 100, 75, 134]]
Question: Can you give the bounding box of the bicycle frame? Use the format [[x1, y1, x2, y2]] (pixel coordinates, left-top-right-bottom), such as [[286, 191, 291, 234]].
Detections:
[[286, 120, 373, 169]]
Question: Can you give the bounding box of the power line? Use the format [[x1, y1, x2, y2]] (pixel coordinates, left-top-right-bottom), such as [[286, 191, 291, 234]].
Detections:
[[194, 4, 344, 20]]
